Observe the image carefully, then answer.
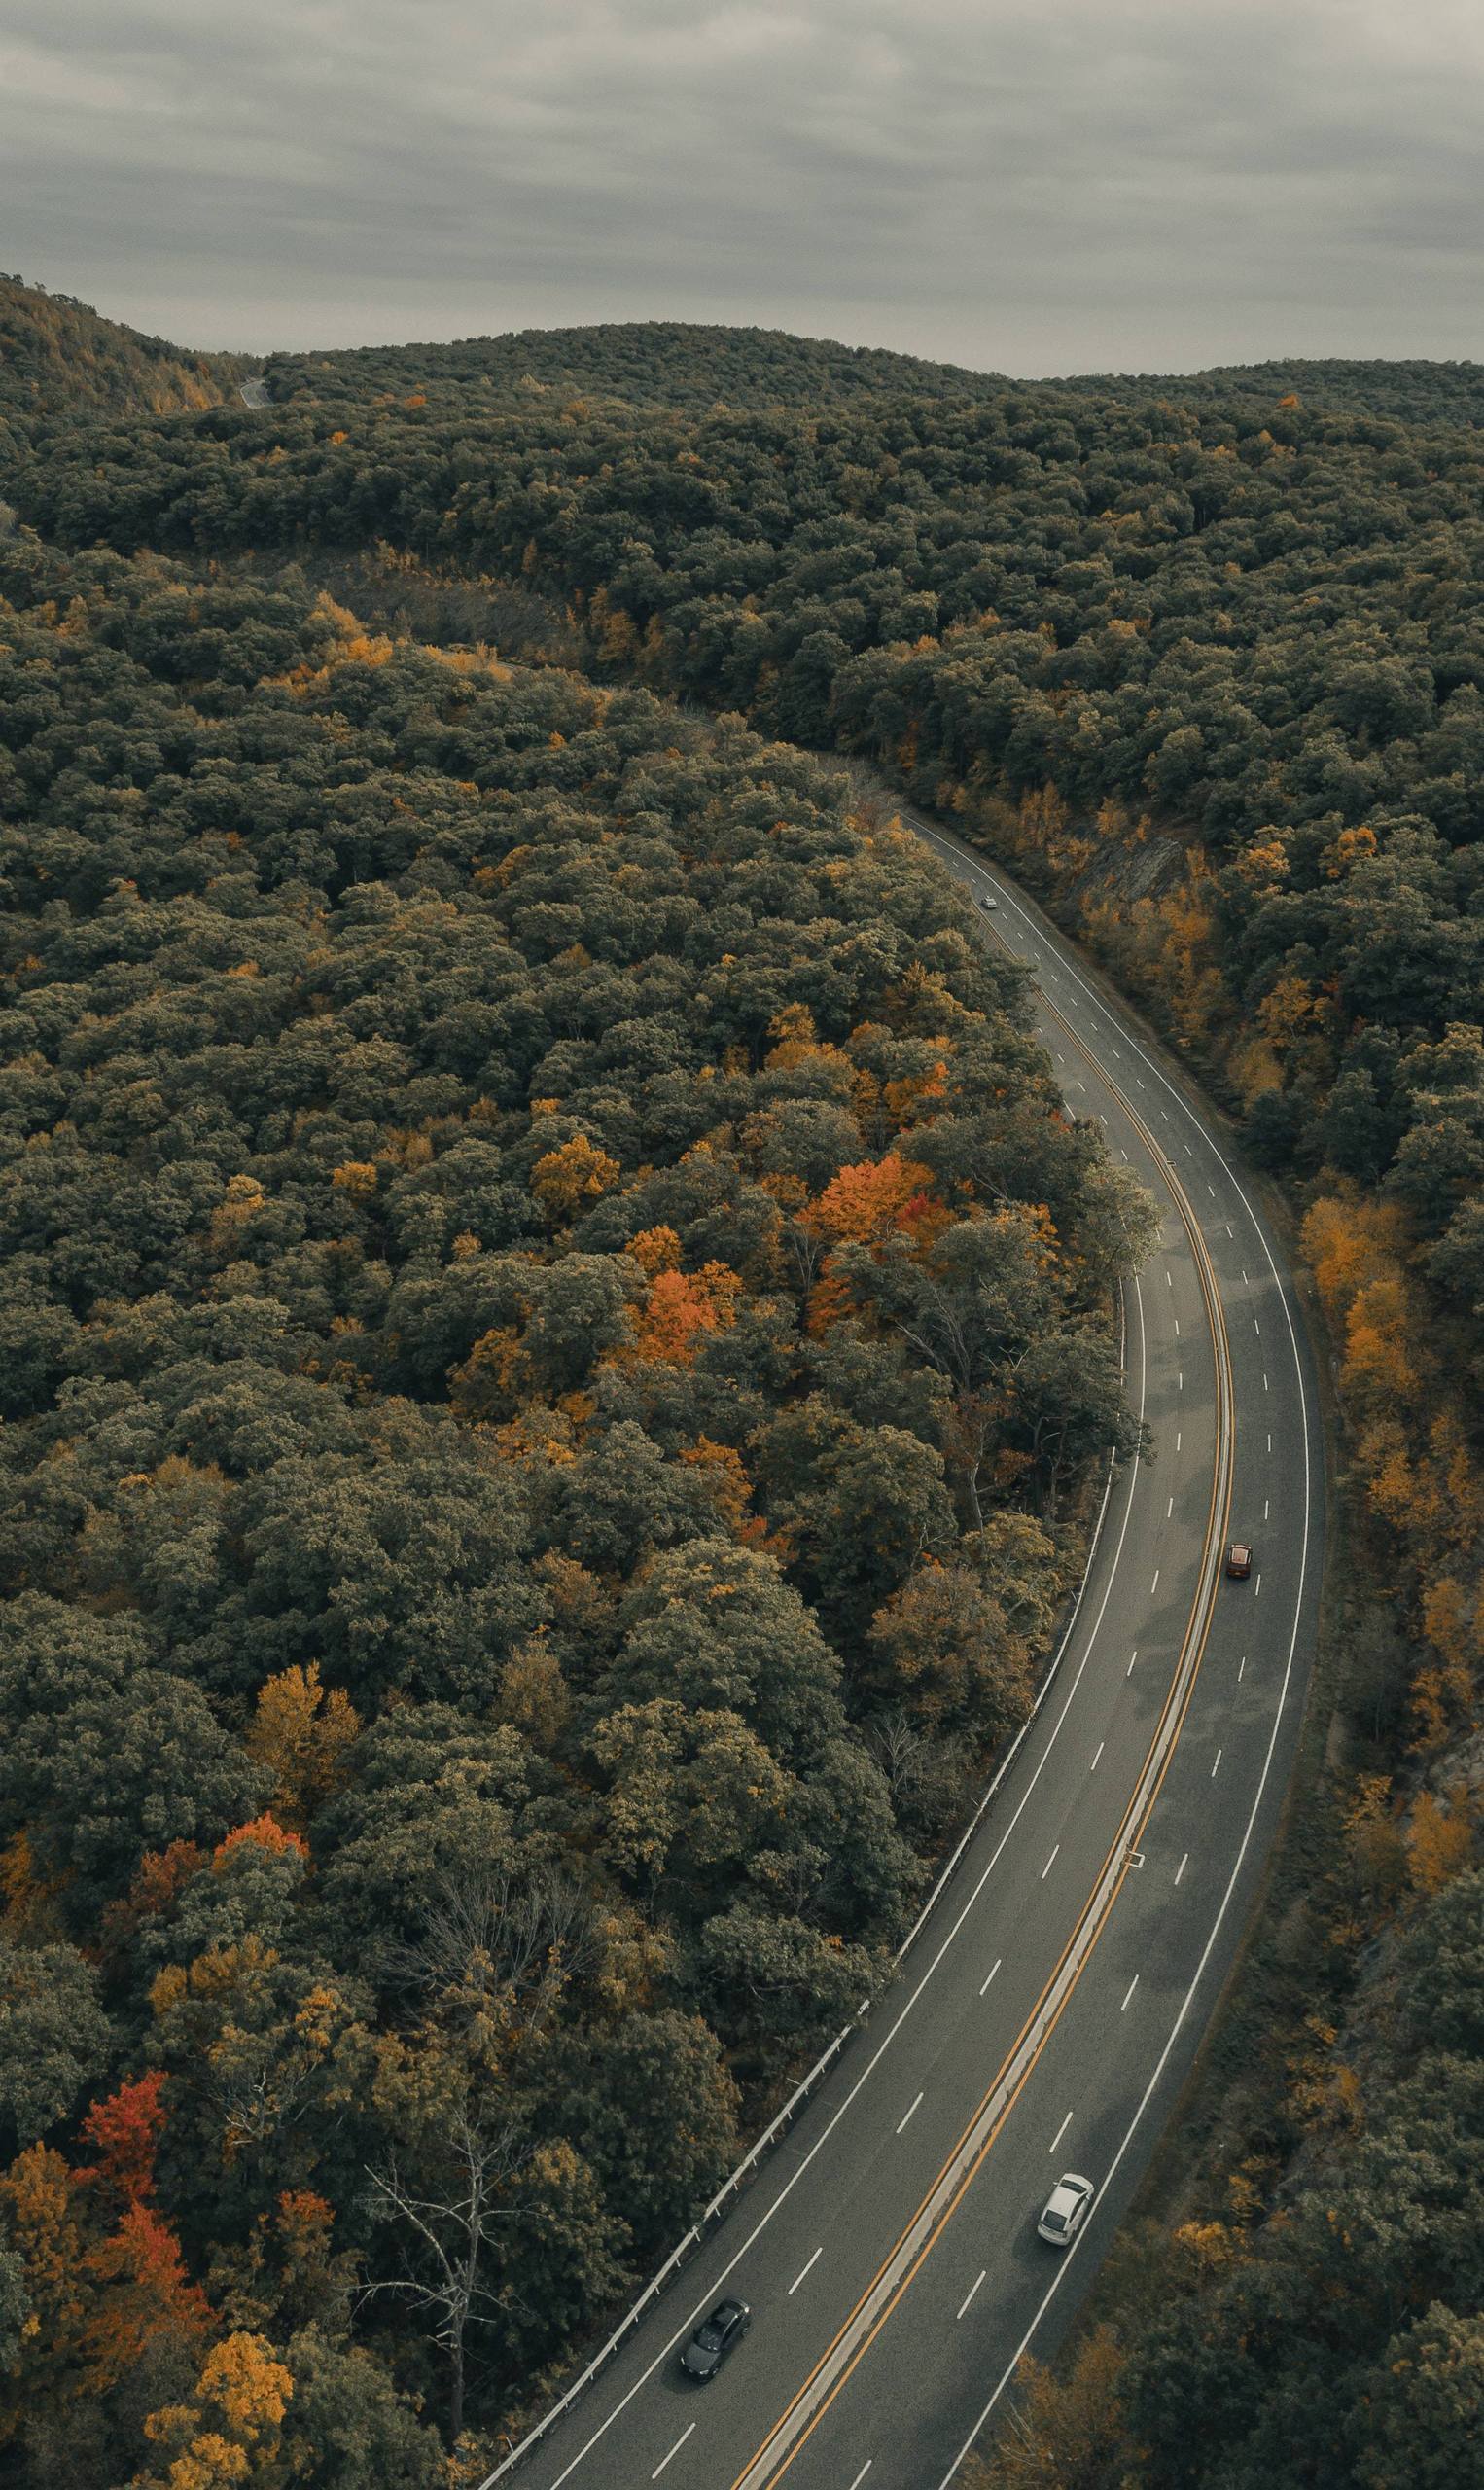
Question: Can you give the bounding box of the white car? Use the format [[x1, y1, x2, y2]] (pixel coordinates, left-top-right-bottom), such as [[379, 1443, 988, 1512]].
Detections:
[[978, 890, 998, 911], [1037, 2172, 1095, 2247]]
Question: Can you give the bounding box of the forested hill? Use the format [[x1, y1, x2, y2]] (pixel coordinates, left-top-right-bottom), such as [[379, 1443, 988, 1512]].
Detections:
[[4, 273, 1478, 431], [1056, 355, 1484, 427], [262, 322, 1484, 430], [0, 275, 247, 445], [261, 318, 1007, 412]]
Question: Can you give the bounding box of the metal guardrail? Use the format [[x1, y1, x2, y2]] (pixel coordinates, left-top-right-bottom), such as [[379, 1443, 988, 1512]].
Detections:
[[476, 1331, 1125, 2490]]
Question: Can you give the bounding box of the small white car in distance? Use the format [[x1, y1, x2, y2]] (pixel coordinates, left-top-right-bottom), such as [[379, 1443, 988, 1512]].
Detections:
[[978, 890, 998, 911], [1037, 2172, 1095, 2247]]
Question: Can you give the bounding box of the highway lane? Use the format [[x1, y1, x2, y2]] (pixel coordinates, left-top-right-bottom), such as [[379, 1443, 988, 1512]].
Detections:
[[497, 811, 1325, 2490]]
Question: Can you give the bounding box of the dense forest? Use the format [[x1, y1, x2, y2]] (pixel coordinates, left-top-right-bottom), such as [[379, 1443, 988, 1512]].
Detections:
[[0, 524, 1148, 2479], [2, 276, 1481, 2484], [258, 326, 1484, 428]]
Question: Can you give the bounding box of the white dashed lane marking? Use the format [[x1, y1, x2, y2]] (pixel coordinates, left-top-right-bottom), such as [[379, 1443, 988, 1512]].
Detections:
[[653, 2424, 695, 2479]]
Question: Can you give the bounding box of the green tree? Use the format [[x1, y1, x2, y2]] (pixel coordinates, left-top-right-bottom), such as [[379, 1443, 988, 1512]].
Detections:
[[1354, 2305, 1484, 2490], [0, 1936, 114, 2150]]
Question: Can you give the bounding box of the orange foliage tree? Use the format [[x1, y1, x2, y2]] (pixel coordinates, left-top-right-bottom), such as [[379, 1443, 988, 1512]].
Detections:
[[212, 1816, 309, 1868], [806, 1152, 937, 1248], [620, 1260, 741, 1365]]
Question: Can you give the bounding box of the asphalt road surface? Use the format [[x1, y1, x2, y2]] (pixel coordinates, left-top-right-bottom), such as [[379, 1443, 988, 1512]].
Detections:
[[500, 812, 1325, 2490]]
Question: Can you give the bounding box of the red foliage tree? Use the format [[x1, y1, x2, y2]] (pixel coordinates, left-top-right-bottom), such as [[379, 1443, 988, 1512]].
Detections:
[[80, 2069, 168, 2206], [81, 2201, 212, 2392]]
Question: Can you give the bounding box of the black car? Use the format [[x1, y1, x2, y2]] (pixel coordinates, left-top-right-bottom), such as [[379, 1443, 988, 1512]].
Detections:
[[679, 2296, 751, 2381]]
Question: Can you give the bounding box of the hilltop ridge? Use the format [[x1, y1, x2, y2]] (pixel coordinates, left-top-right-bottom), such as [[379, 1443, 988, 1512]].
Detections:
[[0, 273, 248, 444], [4, 273, 1481, 431]]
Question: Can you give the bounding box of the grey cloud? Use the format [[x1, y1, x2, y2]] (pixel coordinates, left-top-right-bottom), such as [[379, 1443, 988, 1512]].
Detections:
[[1, 0, 1479, 370]]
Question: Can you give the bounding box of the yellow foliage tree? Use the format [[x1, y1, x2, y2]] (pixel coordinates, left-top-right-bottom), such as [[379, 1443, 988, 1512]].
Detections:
[[330, 1160, 378, 1200], [136, 2330, 294, 2490], [1301, 1188, 1412, 1327], [959, 2324, 1129, 2487], [244, 1663, 361, 1832], [530, 1132, 621, 1221], [0, 2143, 88, 2420], [1405, 1788, 1476, 1895], [448, 1325, 532, 1423], [679, 1436, 760, 1540], [1344, 1275, 1421, 1406], [626, 1225, 683, 1278]]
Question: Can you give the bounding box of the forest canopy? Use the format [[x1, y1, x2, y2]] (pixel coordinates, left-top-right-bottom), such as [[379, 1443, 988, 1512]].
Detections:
[[0, 526, 1144, 2478]]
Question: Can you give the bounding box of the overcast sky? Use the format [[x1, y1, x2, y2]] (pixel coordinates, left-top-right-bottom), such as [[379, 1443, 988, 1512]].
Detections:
[[4, 0, 1481, 374]]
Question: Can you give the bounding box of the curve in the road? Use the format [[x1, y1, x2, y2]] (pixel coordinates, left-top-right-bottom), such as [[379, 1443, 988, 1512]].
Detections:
[[923, 825, 1321, 2483], [492, 808, 1324, 2490], [728, 905, 1241, 2490]]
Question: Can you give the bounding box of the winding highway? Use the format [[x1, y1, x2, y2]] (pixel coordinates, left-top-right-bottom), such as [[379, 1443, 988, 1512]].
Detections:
[[495, 811, 1325, 2490]]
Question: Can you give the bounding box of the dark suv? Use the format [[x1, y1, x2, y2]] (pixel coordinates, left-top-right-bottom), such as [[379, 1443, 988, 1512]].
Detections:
[[680, 2297, 751, 2381]]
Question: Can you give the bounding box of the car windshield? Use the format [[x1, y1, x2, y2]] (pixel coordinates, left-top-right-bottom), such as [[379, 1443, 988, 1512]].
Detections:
[[696, 2319, 724, 2348], [1044, 2210, 1067, 2229]]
